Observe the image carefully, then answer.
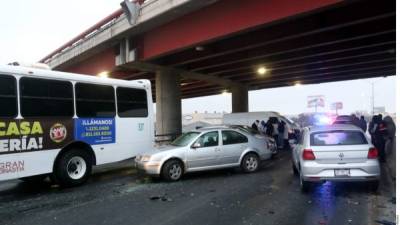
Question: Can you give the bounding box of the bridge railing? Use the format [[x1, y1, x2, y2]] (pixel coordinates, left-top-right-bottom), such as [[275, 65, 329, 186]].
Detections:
[[40, 0, 156, 64]]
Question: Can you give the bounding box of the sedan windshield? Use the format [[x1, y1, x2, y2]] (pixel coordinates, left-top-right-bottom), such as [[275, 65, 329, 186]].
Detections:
[[171, 132, 200, 146]]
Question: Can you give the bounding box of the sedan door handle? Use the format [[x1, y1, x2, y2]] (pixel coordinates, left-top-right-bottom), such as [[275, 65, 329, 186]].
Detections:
[[215, 148, 221, 152]]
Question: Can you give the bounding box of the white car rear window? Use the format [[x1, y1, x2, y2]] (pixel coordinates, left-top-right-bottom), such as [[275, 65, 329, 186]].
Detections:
[[311, 130, 367, 146]]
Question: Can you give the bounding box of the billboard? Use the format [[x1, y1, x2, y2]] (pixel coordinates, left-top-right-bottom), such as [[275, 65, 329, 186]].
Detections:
[[307, 95, 325, 108]]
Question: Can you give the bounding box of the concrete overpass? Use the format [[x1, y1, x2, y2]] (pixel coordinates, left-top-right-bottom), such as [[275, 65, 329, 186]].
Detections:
[[41, 0, 396, 136]]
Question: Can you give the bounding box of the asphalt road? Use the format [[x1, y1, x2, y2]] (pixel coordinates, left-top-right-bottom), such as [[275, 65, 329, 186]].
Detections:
[[0, 151, 395, 225]]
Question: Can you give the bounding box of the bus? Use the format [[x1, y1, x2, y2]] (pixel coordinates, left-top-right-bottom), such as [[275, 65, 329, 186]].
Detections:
[[0, 64, 155, 186]]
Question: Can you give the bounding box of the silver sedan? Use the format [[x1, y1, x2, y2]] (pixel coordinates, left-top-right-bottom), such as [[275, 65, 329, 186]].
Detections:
[[135, 126, 274, 181], [292, 124, 380, 192]]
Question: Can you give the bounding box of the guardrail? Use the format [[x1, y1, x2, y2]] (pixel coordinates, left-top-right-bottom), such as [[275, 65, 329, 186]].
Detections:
[[39, 0, 154, 64]]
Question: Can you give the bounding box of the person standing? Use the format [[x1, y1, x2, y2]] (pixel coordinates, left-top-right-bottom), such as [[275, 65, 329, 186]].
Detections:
[[368, 115, 378, 145], [251, 120, 259, 131], [266, 118, 273, 137], [278, 121, 285, 149], [383, 116, 396, 154], [383, 115, 396, 179], [282, 121, 289, 150], [374, 115, 387, 163], [351, 114, 362, 129], [271, 117, 279, 148], [259, 120, 266, 134], [360, 116, 367, 132]]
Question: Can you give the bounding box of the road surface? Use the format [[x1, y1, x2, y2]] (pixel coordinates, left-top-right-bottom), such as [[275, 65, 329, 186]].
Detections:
[[0, 151, 395, 225]]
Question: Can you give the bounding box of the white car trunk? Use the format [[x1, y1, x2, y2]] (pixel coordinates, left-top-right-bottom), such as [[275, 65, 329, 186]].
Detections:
[[312, 144, 369, 164]]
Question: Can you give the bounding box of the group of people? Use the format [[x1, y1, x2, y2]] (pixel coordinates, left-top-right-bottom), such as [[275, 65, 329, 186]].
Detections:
[[349, 114, 368, 132], [339, 114, 395, 163], [251, 117, 290, 150], [251, 114, 396, 164], [367, 114, 396, 163]]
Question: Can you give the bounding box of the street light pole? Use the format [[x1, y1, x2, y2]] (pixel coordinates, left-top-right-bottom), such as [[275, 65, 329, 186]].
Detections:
[[371, 82, 374, 115], [364, 77, 385, 116]]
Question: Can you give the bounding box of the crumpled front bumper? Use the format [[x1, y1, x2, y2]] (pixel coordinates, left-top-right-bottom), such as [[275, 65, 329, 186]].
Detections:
[[134, 159, 161, 175]]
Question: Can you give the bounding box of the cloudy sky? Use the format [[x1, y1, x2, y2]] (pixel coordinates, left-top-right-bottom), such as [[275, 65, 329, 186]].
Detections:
[[0, 0, 396, 115]]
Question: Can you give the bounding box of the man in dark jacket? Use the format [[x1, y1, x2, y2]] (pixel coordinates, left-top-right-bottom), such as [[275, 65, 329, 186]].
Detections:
[[368, 115, 378, 144], [360, 116, 367, 132], [374, 115, 387, 163]]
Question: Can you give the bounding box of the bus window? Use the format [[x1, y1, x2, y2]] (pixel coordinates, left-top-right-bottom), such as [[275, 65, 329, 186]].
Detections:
[[75, 83, 115, 118], [116, 87, 148, 117], [20, 77, 73, 117], [0, 75, 17, 118]]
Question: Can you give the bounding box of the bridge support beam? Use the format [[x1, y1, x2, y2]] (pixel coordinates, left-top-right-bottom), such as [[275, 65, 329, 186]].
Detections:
[[231, 85, 248, 113], [156, 69, 182, 136]]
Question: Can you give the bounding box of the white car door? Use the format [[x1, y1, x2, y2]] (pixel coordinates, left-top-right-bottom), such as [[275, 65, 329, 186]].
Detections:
[[186, 131, 221, 170]]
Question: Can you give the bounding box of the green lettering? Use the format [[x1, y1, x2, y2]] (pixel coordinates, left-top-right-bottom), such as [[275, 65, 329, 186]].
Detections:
[[31, 122, 43, 135], [0, 122, 5, 136], [20, 121, 31, 135], [6, 122, 20, 136]]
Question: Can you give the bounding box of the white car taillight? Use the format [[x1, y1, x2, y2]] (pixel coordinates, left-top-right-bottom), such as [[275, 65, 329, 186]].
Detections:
[[367, 147, 379, 159], [302, 149, 316, 160]]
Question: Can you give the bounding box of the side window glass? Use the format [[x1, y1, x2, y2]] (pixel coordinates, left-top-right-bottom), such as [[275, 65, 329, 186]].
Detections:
[[0, 75, 17, 118], [75, 83, 115, 118], [117, 87, 148, 117], [222, 130, 248, 145], [20, 77, 73, 117], [194, 131, 219, 148]]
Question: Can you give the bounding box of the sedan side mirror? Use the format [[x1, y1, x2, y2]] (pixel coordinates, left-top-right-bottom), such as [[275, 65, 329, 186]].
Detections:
[[192, 143, 201, 149]]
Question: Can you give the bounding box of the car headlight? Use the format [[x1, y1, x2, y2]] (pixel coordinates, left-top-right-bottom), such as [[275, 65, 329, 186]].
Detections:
[[140, 155, 151, 162]]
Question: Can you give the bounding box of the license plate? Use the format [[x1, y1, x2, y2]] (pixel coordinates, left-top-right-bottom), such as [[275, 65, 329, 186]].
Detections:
[[334, 169, 350, 177]]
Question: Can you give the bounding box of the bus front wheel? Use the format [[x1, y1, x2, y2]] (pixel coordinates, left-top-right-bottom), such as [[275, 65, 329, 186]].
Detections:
[[54, 149, 93, 187]]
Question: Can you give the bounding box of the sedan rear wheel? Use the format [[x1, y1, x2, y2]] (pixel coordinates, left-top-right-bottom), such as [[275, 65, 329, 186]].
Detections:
[[299, 171, 311, 192], [241, 153, 260, 173]]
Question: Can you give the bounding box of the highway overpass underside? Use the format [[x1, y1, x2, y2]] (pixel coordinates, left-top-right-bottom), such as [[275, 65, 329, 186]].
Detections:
[[48, 0, 395, 136], [119, 0, 395, 99]]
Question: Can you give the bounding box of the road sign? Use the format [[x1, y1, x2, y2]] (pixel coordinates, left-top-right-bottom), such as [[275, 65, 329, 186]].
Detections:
[[330, 102, 343, 110]]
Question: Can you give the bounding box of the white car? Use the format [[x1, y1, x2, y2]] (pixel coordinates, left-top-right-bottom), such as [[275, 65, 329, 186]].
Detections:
[[135, 126, 274, 181], [292, 124, 380, 192]]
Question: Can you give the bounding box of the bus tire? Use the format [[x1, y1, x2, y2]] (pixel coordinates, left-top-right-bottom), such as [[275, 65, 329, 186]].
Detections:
[[54, 149, 93, 187]]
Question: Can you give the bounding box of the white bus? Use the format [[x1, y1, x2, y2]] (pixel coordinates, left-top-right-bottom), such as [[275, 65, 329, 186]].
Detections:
[[0, 65, 154, 186]]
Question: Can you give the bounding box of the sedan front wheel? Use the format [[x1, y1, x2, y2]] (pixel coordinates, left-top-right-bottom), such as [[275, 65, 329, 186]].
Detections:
[[162, 159, 183, 181]]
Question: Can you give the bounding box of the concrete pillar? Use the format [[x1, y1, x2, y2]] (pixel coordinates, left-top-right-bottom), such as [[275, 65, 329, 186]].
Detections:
[[156, 69, 182, 136], [231, 85, 248, 113]]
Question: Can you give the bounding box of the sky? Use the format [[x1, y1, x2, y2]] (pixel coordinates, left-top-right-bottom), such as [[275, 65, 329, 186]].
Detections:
[[0, 0, 396, 115]]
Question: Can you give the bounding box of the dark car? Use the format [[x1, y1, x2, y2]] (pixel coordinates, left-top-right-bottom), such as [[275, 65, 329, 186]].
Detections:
[[333, 115, 353, 125]]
